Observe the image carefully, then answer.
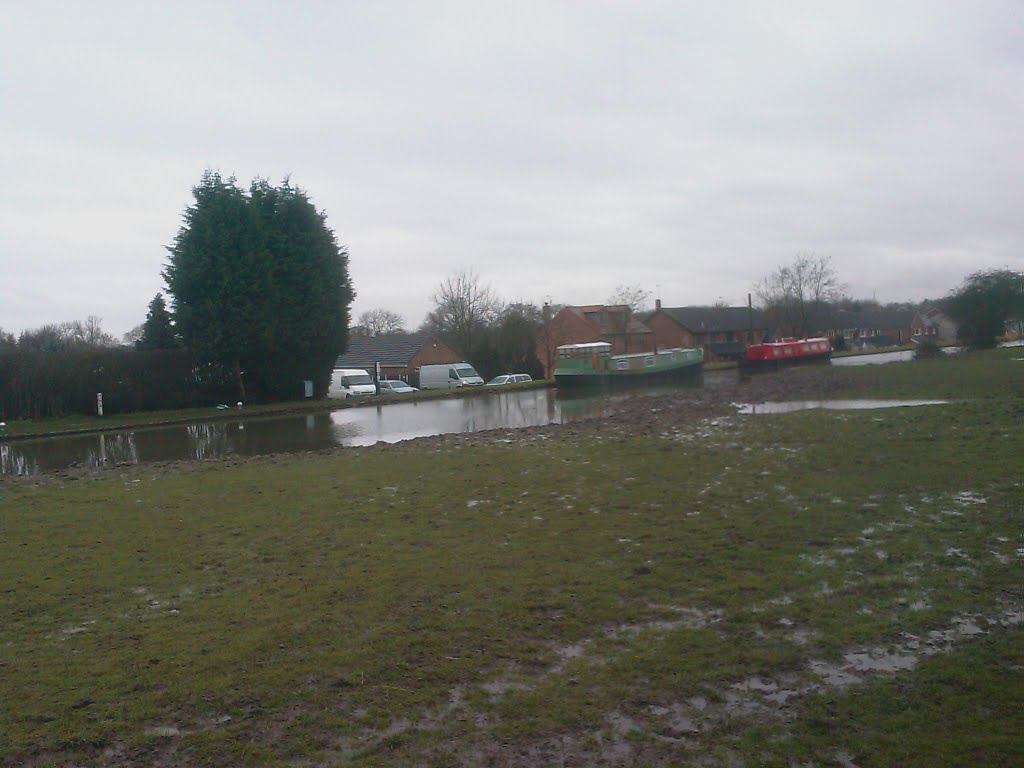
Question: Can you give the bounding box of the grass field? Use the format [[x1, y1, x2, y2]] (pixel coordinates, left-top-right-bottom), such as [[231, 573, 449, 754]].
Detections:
[[1, 350, 1021, 766]]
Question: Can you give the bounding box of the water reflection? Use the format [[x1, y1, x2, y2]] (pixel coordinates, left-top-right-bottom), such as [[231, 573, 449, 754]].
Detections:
[[831, 347, 961, 366], [2, 382, 714, 476]]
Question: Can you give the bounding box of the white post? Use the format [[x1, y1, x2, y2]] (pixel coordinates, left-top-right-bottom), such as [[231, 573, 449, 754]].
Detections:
[[96, 392, 103, 417]]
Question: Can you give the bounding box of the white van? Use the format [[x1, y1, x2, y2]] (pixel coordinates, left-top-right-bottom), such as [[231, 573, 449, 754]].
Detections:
[[328, 368, 377, 399], [419, 362, 484, 390]]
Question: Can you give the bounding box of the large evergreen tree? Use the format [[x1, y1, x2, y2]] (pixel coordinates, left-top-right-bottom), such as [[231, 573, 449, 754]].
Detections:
[[137, 293, 178, 350], [163, 171, 353, 401]]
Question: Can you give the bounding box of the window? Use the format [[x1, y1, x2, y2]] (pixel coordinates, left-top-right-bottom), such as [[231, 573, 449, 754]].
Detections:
[[617, 359, 630, 370], [644, 356, 655, 367]]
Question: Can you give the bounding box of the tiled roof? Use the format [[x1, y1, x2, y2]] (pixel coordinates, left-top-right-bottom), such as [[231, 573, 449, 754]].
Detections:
[[334, 333, 437, 368], [647, 306, 769, 333], [569, 305, 652, 336], [826, 308, 916, 330]]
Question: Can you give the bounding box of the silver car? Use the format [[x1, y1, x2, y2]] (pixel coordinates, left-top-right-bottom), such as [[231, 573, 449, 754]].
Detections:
[[378, 380, 418, 394], [486, 374, 533, 386]]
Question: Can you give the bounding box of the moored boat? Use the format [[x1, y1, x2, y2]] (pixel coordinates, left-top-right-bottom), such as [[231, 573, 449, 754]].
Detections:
[[739, 337, 832, 371], [554, 342, 703, 388]]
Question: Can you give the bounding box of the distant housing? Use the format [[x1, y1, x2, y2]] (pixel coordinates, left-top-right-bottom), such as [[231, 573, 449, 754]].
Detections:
[[334, 333, 461, 387]]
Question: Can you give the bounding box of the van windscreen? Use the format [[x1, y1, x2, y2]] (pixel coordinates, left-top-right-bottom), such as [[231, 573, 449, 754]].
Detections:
[[346, 374, 373, 385], [455, 365, 479, 378]]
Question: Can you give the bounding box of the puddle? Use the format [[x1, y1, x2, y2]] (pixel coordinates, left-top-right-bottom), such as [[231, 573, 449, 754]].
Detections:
[[734, 399, 948, 415], [606, 606, 721, 639]]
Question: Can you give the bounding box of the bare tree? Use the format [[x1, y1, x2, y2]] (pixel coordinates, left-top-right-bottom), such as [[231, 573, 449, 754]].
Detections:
[[17, 318, 118, 350], [81, 315, 118, 347], [606, 284, 651, 313], [122, 324, 145, 347], [353, 308, 406, 337], [755, 253, 844, 337], [425, 269, 501, 357]]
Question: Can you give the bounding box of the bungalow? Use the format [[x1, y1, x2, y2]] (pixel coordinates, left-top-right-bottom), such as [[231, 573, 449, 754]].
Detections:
[[642, 302, 771, 362], [536, 304, 653, 378], [822, 308, 917, 349], [910, 307, 958, 343], [334, 333, 462, 387]]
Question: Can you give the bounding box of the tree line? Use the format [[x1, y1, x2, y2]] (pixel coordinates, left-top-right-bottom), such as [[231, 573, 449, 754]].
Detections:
[[2, 171, 353, 420], [2, 175, 1019, 422], [754, 253, 1021, 349]]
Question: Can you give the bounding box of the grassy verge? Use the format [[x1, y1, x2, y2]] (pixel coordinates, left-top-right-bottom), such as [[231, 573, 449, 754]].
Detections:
[[1, 350, 1020, 766]]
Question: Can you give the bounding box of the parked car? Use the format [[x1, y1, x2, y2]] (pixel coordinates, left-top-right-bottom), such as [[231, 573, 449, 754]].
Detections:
[[378, 380, 418, 394], [486, 374, 533, 386]]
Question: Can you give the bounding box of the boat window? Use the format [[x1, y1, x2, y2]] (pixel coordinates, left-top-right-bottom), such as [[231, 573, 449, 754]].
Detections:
[[773, 348, 781, 357], [784, 347, 793, 355], [617, 359, 630, 370], [644, 357, 655, 367], [801, 344, 810, 352]]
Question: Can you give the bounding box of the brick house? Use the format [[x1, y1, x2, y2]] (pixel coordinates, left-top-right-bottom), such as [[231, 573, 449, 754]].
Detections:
[[536, 304, 653, 378], [334, 333, 463, 387], [910, 307, 958, 343], [642, 303, 770, 362], [823, 308, 917, 348]]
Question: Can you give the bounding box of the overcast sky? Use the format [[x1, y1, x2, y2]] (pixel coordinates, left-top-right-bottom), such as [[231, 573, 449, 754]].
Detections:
[[2, 1, 1021, 338]]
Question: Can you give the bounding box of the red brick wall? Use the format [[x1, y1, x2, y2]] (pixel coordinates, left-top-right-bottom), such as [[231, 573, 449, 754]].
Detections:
[[410, 337, 462, 368], [536, 309, 654, 377], [647, 312, 696, 350], [536, 310, 596, 377]]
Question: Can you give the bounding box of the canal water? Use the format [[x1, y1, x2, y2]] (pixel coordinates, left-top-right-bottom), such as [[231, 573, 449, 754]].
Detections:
[[0, 348, 962, 476], [2, 376, 725, 476]]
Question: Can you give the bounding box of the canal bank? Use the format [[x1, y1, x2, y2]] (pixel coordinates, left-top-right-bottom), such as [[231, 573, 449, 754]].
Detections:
[[0, 346, 928, 442]]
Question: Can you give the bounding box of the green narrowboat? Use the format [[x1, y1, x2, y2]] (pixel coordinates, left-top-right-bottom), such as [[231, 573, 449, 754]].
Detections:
[[554, 342, 703, 389]]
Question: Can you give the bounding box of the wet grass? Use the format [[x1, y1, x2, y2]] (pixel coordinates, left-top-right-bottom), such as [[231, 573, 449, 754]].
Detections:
[[0, 349, 1020, 766]]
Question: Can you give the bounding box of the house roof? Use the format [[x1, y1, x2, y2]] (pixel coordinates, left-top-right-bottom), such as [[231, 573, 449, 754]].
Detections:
[[826, 308, 916, 331], [334, 333, 443, 368], [645, 306, 769, 333], [570, 304, 652, 336]]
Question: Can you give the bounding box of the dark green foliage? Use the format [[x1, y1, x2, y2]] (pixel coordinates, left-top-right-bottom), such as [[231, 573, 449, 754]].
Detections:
[[470, 304, 545, 380], [493, 308, 544, 378], [944, 268, 1024, 348], [163, 172, 353, 402], [136, 293, 178, 350], [913, 339, 943, 359], [0, 348, 230, 419]]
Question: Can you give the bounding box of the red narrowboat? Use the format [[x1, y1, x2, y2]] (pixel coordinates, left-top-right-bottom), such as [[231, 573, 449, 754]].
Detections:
[[739, 337, 832, 371]]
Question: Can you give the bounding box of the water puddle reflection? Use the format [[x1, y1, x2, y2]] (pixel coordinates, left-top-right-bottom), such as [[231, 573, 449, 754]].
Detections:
[[1, 377, 720, 476]]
